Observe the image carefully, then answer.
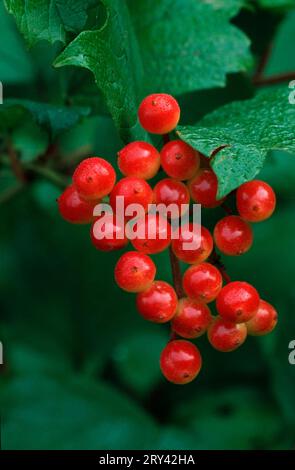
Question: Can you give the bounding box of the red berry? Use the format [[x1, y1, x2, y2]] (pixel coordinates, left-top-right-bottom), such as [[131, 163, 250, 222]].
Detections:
[[183, 262, 222, 303], [236, 180, 276, 222], [246, 300, 278, 336], [136, 281, 177, 323], [114, 251, 156, 293], [171, 298, 213, 339], [153, 178, 190, 218], [214, 215, 253, 256], [171, 223, 213, 264], [188, 169, 223, 208], [90, 214, 128, 252], [109, 177, 153, 215], [208, 317, 247, 352], [138, 93, 180, 134], [73, 157, 116, 200], [160, 140, 200, 180], [57, 185, 97, 224], [118, 141, 160, 180], [129, 214, 171, 254], [160, 340, 202, 384], [216, 281, 260, 323]]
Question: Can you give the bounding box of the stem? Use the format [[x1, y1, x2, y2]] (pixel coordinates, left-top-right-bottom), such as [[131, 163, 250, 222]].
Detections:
[[252, 41, 295, 87], [1, 155, 68, 189], [218, 265, 232, 285], [253, 71, 295, 87], [6, 139, 27, 183], [0, 183, 24, 205], [161, 131, 183, 341], [38, 143, 59, 164], [169, 246, 184, 298], [162, 133, 183, 297], [221, 202, 233, 215], [57, 144, 92, 170], [26, 163, 68, 188], [253, 43, 273, 82], [210, 247, 232, 284], [162, 133, 170, 145]]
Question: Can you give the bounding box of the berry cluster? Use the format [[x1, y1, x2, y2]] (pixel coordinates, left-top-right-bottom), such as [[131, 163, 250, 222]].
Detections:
[[58, 93, 278, 385]]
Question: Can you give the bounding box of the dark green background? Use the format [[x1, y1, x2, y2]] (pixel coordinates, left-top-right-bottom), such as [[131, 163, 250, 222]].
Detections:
[[1, 2, 295, 450]]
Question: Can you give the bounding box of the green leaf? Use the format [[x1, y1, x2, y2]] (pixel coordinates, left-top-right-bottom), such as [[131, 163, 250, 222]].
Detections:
[[258, 150, 295, 197], [54, 0, 146, 143], [128, 0, 252, 95], [0, 99, 89, 139], [155, 427, 198, 450], [257, 0, 295, 10], [174, 387, 282, 450], [0, 2, 33, 83], [112, 331, 165, 397], [265, 10, 295, 77], [177, 87, 295, 197], [4, 0, 98, 47], [0, 374, 157, 449], [12, 120, 49, 162]]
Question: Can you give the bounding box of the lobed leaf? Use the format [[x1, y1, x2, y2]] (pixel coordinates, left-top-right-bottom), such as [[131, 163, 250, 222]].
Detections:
[[177, 87, 295, 197]]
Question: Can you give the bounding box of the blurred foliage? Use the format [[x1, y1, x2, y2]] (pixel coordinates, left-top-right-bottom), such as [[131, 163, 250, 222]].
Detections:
[[0, 0, 295, 450]]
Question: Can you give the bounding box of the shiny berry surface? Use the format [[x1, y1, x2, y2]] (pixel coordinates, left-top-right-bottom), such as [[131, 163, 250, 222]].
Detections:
[[118, 141, 160, 180], [236, 180, 276, 222], [153, 178, 190, 216], [160, 340, 202, 384], [129, 214, 171, 254], [208, 317, 247, 352], [57, 185, 97, 224], [160, 140, 200, 180], [216, 281, 260, 323], [109, 177, 153, 214], [90, 214, 128, 252], [214, 215, 253, 256], [73, 157, 116, 200], [246, 299, 278, 336], [188, 169, 223, 208], [138, 94, 180, 134], [171, 223, 213, 264], [171, 298, 213, 338], [114, 251, 156, 293], [183, 262, 222, 303], [136, 281, 177, 323]]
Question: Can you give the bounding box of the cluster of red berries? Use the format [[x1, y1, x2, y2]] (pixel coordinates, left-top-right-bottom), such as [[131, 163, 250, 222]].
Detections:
[[57, 93, 278, 385]]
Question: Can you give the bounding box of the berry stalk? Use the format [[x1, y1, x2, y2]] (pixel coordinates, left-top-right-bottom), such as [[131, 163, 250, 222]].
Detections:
[[6, 138, 27, 183], [169, 245, 185, 298], [210, 247, 232, 284], [162, 132, 185, 299]]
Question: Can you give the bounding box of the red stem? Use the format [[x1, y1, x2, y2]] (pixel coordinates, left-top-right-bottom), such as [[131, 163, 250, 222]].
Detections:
[[6, 138, 27, 183], [253, 43, 273, 82], [162, 133, 170, 145], [221, 203, 233, 215], [169, 246, 185, 298], [210, 247, 232, 284], [253, 72, 295, 87], [219, 266, 232, 285], [162, 132, 184, 340]]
